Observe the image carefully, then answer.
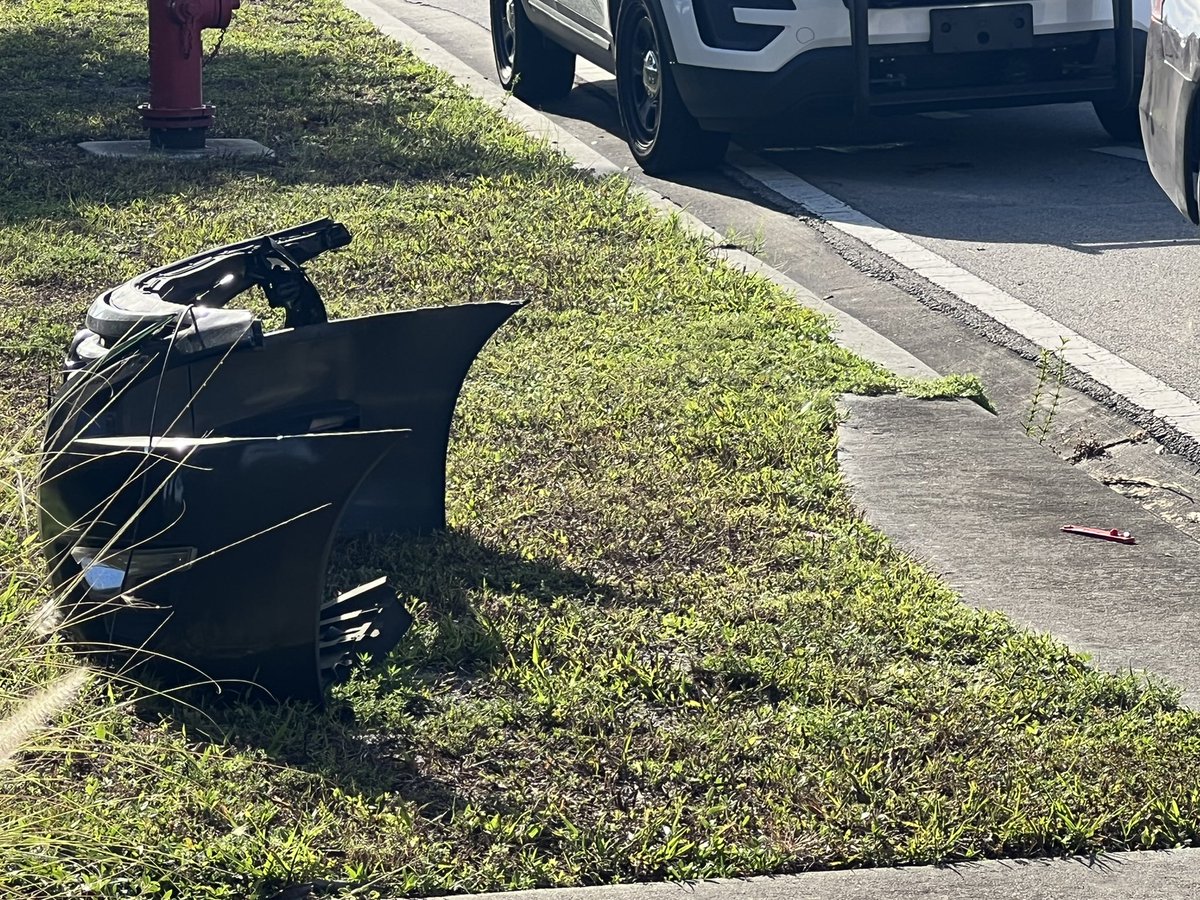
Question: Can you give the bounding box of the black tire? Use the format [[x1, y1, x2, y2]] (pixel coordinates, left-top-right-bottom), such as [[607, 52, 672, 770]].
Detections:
[[614, 0, 729, 174], [1093, 98, 1142, 142], [1093, 53, 1147, 142], [490, 0, 575, 105]]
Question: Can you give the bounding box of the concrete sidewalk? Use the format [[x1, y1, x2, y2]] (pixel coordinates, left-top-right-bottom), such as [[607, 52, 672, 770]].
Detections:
[[838, 395, 1200, 706], [453, 850, 1200, 900]]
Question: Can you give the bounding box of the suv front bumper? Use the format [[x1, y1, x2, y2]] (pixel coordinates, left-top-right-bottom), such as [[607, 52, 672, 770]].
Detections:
[[672, 27, 1145, 132]]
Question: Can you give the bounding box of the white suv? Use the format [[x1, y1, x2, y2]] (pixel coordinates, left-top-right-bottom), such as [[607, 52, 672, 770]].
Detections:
[[491, 0, 1149, 174]]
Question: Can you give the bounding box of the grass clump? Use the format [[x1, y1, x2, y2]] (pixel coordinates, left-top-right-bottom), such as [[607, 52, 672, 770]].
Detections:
[[3, 0, 1200, 896]]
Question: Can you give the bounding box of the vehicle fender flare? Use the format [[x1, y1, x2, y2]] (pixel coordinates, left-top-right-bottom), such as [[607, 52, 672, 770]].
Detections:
[[612, 0, 679, 65]]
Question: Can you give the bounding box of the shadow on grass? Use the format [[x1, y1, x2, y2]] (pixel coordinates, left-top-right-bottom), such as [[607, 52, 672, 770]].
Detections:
[[135, 529, 631, 798], [0, 24, 573, 225]]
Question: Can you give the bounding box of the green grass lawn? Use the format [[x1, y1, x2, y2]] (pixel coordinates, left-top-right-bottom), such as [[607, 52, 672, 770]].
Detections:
[[4, 1, 1200, 897]]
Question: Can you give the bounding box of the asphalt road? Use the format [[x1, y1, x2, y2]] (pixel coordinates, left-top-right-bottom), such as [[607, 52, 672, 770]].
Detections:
[[754, 108, 1200, 395], [371, 0, 1200, 403]]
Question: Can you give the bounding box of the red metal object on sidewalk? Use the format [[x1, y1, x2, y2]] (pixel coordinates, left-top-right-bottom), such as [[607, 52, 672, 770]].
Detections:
[[139, 0, 239, 150], [1061, 525, 1137, 544]]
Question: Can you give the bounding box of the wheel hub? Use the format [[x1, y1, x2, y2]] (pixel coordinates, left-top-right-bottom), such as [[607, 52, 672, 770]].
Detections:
[[505, 0, 516, 40], [641, 48, 660, 99]]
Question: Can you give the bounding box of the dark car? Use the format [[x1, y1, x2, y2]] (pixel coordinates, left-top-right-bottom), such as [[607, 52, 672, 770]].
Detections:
[[1142, 0, 1200, 221]]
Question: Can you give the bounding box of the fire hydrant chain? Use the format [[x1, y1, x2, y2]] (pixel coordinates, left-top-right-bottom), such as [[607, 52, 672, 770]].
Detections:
[[203, 25, 228, 66]]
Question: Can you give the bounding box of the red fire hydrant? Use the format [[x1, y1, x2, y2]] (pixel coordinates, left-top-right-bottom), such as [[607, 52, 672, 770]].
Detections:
[[139, 0, 240, 150]]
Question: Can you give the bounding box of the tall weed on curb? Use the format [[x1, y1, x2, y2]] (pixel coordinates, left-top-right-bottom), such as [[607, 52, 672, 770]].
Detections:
[[1025, 338, 1068, 443]]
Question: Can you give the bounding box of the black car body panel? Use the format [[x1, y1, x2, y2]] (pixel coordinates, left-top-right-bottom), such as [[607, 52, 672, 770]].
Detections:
[[38, 220, 523, 700], [41, 430, 409, 700]]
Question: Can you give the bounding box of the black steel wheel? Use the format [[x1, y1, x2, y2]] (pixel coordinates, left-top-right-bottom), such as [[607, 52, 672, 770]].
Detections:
[[614, 0, 728, 174], [490, 0, 575, 105]]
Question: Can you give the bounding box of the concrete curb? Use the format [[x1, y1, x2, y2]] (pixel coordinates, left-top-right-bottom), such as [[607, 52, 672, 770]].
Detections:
[[422, 849, 1200, 900], [342, 0, 937, 381], [838, 393, 1200, 704]]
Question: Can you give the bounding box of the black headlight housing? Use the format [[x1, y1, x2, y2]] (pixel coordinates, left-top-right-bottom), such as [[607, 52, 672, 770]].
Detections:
[[693, 0, 796, 53]]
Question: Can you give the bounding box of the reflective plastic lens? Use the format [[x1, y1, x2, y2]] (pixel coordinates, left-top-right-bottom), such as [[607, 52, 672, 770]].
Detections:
[[69, 546, 196, 599]]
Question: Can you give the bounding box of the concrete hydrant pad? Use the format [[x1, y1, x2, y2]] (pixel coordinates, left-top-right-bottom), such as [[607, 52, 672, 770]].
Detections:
[[837, 394, 1200, 706], [78, 139, 274, 160]]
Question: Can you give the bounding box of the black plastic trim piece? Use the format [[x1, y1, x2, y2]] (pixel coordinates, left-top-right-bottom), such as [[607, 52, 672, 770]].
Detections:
[[522, 0, 614, 69], [693, 0, 793, 52]]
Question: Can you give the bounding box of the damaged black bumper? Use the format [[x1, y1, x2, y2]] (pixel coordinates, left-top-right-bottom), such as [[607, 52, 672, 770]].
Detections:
[[38, 219, 522, 701]]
